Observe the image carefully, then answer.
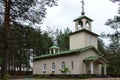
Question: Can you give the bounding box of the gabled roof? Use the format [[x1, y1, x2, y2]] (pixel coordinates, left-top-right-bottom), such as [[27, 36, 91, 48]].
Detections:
[[84, 56, 100, 61], [73, 15, 93, 22], [49, 45, 60, 49], [83, 56, 108, 63], [69, 29, 99, 36], [33, 46, 104, 60]]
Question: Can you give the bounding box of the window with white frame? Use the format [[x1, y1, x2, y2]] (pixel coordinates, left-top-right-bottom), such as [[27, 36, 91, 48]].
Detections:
[[71, 61, 74, 69], [43, 64, 47, 71], [61, 61, 65, 69], [52, 63, 55, 71]]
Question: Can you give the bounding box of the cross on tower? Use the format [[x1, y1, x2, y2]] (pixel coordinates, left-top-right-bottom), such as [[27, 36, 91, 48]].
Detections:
[[74, 0, 93, 31], [81, 0, 85, 15]]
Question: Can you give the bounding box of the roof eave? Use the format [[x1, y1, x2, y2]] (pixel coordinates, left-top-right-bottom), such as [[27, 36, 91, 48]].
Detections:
[[73, 16, 93, 22], [33, 46, 104, 60], [83, 56, 108, 64], [69, 29, 99, 36]]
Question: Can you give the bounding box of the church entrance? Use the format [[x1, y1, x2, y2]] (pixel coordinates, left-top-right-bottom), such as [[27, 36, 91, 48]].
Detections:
[[83, 56, 108, 75]]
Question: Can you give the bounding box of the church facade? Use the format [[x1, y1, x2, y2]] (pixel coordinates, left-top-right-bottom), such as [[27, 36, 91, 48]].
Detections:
[[33, 4, 108, 75]]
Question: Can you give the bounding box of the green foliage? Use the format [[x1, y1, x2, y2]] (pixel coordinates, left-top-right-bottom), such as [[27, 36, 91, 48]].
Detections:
[[79, 74, 96, 79], [103, 7, 120, 76], [33, 74, 45, 78], [0, 58, 2, 66], [98, 38, 107, 55], [59, 67, 70, 74], [105, 53, 120, 77], [0, 0, 58, 25], [33, 74, 96, 79], [104, 16, 120, 54], [0, 0, 58, 77], [40, 32, 54, 55], [0, 74, 10, 80], [0, 23, 54, 72], [0, 25, 3, 66], [56, 27, 72, 51]]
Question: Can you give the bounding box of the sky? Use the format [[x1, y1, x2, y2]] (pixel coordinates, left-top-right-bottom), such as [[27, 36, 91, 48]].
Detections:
[[41, 0, 118, 44]]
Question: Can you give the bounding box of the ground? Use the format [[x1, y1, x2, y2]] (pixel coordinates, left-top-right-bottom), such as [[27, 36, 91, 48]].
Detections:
[[9, 78, 119, 80]]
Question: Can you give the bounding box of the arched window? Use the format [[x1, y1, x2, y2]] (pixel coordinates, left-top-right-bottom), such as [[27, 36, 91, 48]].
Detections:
[[61, 61, 65, 69], [52, 63, 55, 70]]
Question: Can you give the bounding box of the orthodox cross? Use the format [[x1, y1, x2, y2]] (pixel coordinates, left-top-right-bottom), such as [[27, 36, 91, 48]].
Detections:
[[81, 0, 85, 15]]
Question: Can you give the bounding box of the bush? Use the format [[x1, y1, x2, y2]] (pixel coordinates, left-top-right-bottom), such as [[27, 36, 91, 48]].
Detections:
[[59, 67, 70, 73], [32, 74, 97, 79], [0, 74, 10, 80], [79, 74, 96, 79]]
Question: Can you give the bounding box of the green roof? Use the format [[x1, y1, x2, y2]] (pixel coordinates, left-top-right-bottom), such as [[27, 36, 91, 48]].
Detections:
[[83, 56, 108, 63], [83, 56, 100, 61], [73, 15, 93, 22], [33, 46, 104, 60], [49, 45, 60, 49]]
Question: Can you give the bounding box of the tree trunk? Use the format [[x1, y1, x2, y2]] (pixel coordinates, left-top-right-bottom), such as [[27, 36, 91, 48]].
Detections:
[[1, 0, 11, 77]]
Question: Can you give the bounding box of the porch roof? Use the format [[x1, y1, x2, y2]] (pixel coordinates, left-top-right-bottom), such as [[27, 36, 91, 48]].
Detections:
[[83, 56, 100, 61], [83, 56, 108, 63]]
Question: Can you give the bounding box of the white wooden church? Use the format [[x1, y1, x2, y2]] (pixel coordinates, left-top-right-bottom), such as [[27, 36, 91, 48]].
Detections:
[[33, 1, 108, 75]]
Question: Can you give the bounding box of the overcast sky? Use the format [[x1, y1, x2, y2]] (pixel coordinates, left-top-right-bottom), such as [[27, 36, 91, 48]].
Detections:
[[41, 0, 118, 36]]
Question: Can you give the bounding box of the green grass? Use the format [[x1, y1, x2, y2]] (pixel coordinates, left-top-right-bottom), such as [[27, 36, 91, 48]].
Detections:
[[9, 78, 81, 80]]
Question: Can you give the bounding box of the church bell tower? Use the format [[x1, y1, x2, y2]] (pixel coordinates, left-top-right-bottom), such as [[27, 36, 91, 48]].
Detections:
[[74, 0, 93, 31], [69, 0, 98, 50]]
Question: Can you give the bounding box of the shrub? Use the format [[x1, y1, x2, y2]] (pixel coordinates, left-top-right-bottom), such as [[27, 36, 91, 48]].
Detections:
[[59, 67, 70, 74], [79, 74, 96, 79], [0, 74, 10, 80]]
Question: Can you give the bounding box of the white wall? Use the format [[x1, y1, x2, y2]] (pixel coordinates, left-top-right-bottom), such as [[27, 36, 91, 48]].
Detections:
[[33, 49, 99, 75], [33, 54, 80, 75], [70, 31, 98, 50]]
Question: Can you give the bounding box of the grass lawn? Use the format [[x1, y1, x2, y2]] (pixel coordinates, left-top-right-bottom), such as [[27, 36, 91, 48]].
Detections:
[[9, 78, 120, 80], [9, 79, 79, 80], [9, 79, 80, 80]]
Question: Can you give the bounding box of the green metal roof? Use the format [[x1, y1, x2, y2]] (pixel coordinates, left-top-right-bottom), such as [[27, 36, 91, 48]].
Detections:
[[83, 56, 108, 63], [33, 46, 104, 60], [49, 45, 60, 49], [73, 15, 93, 22], [83, 56, 100, 61]]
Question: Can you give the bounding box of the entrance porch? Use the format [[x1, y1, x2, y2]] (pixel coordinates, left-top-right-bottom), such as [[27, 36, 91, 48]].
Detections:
[[83, 56, 108, 75]]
